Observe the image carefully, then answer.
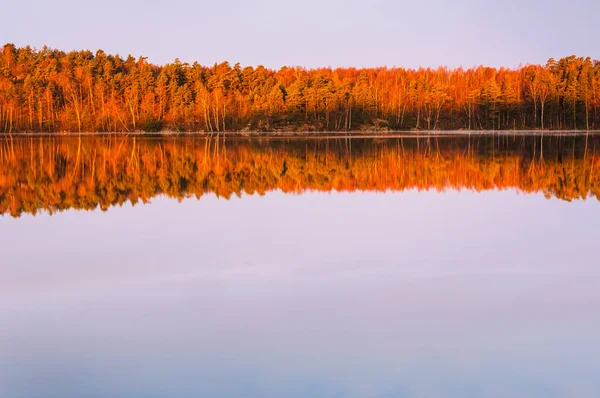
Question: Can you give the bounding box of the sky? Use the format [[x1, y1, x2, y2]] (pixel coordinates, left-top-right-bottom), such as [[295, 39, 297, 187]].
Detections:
[[2, 0, 599, 69], [1, 191, 600, 397]]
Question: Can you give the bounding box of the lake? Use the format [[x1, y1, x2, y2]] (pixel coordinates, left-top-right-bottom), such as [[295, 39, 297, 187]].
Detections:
[[1, 134, 599, 398]]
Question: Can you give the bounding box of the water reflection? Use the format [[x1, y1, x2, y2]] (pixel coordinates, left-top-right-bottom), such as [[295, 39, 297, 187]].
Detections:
[[1, 134, 600, 217], [1, 135, 600, 397], [1, 189, 600, 397]]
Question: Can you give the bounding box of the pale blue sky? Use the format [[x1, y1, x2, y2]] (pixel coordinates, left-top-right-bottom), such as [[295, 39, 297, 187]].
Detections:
[[2, 1, 599, 69], [2, 191, 600, 397]]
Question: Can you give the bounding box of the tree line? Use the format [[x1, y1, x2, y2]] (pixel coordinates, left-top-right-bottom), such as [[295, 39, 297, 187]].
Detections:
[[0, 44, 599, 133], [1, 135, 598, 217]]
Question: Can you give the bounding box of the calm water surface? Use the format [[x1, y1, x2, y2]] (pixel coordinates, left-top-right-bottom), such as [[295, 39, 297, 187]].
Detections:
[[1, 135, 599, 397]]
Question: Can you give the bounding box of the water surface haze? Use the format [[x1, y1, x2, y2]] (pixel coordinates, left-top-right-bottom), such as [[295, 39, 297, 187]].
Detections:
[[1, 135, 599, 397]]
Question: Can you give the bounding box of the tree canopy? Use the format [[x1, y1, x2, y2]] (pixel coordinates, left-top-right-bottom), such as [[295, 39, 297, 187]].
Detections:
[[1, 44, 599, 133]]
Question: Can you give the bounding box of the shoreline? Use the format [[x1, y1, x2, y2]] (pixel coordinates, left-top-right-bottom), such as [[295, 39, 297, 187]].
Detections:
[[1, 130, 599, 138]]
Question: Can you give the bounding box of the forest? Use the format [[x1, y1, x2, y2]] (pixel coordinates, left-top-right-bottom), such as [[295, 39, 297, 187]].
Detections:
[[0, 44, 599, 133], [1, 135, 598, 217]]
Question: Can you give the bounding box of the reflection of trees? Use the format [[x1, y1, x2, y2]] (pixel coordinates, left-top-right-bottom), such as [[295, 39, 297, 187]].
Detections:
[[1, 136, 599, 217]]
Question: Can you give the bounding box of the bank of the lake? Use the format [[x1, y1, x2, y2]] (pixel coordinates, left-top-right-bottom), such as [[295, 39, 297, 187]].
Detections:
[[2, 130, 600, 138]]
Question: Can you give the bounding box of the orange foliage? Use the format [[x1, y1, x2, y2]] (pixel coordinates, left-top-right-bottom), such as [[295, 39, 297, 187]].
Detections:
[[1, 135, 599, 217], [1, 44, 599, 133]]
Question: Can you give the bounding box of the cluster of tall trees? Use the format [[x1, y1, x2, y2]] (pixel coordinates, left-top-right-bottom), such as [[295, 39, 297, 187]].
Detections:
[[1, 44, 599, 133], [1, 135, 598, 217]]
